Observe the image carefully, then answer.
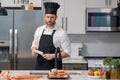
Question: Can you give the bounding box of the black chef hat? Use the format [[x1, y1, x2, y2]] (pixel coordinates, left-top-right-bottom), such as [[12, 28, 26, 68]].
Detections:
[[44, 2, 60, 15]]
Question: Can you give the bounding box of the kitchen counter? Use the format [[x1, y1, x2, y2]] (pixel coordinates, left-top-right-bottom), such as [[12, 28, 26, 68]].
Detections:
[[8, 70, 94, 80], [63, 57, 87, 64], [5, 70, 117, 80], [62, 58, 88, 70]]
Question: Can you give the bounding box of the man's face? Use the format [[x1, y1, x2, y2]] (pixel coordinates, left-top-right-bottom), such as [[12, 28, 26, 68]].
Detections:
[[45, 14, 57, 26]]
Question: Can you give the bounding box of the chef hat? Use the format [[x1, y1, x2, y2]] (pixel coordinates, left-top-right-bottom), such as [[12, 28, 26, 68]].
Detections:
[[44, 2, 60, 15]]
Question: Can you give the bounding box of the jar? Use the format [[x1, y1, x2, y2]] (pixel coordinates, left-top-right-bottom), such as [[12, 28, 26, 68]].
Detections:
[[29, 3, 34, 10], [116, 67, 120, 79]]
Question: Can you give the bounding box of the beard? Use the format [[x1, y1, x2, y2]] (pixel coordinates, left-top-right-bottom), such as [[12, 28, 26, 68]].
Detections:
[[46, 21, 55, 26]]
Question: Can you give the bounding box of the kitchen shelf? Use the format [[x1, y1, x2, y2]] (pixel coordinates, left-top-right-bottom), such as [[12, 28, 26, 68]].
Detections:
[[5, 7, 42, 10]]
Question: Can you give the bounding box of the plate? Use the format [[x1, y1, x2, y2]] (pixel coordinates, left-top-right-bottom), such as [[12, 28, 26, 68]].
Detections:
[[88, 75, 101, 79], [47, 77, 70, 79], [47, 75, 70, 79]]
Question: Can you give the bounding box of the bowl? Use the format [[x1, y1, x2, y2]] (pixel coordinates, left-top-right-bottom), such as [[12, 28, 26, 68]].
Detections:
[[88, 75, 101, 79]]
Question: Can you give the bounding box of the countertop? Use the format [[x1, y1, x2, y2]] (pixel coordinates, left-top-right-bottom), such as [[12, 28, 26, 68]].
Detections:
[[4, 70, 116, 80], [63, 57, 87, 64], [9, 70, 93, 80]]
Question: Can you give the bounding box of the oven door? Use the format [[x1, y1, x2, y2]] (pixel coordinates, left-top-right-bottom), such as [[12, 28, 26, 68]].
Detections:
[[87, 8, 119, 31], [87, 58, 104, 69]]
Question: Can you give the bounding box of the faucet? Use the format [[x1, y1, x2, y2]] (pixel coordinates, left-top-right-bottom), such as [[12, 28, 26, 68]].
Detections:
[[54, 47, 62, 69]]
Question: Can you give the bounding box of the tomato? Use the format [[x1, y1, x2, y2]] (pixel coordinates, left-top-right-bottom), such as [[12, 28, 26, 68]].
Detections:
[[98, 69, 103, 76], [88, 71, 94, 76]]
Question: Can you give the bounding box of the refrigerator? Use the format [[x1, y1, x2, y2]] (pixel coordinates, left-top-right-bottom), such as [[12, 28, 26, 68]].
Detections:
[[0, 9, 43, 70]]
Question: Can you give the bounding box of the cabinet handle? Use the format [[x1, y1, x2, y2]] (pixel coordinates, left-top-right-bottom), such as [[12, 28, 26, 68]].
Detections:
[[109, 0, 111, 5], [65, 17, 68, 31], [62, 17, 64, 29], [105, 0, 108, 5]]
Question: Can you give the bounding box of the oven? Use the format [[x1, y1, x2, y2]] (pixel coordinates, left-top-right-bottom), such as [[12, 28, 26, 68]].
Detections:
[[86, 8, 120, 31]]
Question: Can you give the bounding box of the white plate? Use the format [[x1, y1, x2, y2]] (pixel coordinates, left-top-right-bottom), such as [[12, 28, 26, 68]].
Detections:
[[88, 75, 101, 79]]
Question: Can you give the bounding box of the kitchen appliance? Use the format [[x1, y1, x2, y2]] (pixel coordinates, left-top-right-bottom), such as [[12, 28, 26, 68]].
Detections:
[[0, 9, 43, 70], [86, 8, 120, 31], [87, 58, 104, 69], [70, 43, 83, 59]]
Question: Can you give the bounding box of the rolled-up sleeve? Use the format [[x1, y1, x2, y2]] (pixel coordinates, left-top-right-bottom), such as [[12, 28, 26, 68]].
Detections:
[[31, 27, 43, 49], [53, 28, 71, 56], [60, 32, 71, 56]]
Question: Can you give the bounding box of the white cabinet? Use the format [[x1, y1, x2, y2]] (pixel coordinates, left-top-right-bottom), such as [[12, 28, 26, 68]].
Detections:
[[86, 0, 118, 8], [43, 0, 86, 34], [66, 0, 86, 34]]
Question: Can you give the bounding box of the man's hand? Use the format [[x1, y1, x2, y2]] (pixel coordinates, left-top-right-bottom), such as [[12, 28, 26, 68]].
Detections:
[[43, 54, 55, 60], [31, 47, 38, 57]]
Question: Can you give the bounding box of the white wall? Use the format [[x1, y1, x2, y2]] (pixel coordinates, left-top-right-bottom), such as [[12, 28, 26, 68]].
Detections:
[[69, 32, 120, 57]]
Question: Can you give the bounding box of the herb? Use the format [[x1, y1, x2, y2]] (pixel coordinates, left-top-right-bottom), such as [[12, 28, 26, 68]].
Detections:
[[90, 68, 97, 72], [110, 59, 120, 68], [104, 57, 112, 65]]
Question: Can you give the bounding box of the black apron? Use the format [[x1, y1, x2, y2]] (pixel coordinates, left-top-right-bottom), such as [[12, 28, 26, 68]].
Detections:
[[35, 29, 62, 70]]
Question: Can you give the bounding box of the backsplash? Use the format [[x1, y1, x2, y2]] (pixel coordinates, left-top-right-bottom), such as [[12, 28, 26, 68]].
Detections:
[[69, 32, 120, 57]]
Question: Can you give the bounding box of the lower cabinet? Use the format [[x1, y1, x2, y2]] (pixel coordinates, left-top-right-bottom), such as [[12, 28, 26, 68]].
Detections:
[[63, 63, 88, 70]]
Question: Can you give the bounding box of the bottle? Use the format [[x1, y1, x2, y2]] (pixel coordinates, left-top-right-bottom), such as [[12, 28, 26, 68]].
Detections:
[[29, 2, 34, 10], [106, 65, 111, 79], [101, 65, 106, 79], [110, 65, 117, 79]]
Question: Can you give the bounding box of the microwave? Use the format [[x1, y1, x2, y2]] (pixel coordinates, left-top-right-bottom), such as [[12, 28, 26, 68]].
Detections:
[[86, 8, 120, 31]]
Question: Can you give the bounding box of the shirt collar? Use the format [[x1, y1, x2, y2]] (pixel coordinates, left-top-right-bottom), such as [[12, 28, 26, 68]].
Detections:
[[43, 24, 58, 31]]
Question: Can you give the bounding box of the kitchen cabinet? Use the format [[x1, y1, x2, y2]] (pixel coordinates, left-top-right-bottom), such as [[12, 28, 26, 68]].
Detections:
[[63, 63, 88, 70], [43, 0, 86, 34], [1, 0, 42, 7], [86, 0, 118, 8]]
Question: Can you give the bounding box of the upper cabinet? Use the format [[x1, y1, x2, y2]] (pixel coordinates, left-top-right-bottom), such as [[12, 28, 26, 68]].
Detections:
[[86, 0, 118, 8], [43, 0, 86, 34], [66, 0, 86, 34], [1, 0, 42, 7]]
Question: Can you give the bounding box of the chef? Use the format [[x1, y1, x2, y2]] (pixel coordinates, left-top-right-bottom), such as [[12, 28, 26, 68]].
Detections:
[[31, 2, 71, 70]]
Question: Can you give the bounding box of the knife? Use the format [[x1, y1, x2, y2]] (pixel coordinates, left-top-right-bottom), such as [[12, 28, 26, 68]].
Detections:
[[34, 50, 43, 56]]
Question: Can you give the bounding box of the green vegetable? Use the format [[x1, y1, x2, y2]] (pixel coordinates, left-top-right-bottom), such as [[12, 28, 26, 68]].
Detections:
[[104, 57, 112, 65], [90, 68, 97, 72], [110, 59, 120, 68]]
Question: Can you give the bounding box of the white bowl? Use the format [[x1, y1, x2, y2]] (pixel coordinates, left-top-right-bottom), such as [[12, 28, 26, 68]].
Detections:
[[88, 75, 101, 79]]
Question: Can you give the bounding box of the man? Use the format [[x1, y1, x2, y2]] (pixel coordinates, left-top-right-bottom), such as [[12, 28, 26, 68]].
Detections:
[[31, 2, 71, 70]]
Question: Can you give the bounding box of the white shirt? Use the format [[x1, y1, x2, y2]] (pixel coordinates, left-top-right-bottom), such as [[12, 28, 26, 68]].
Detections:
[[31, 24, 71, 56]]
